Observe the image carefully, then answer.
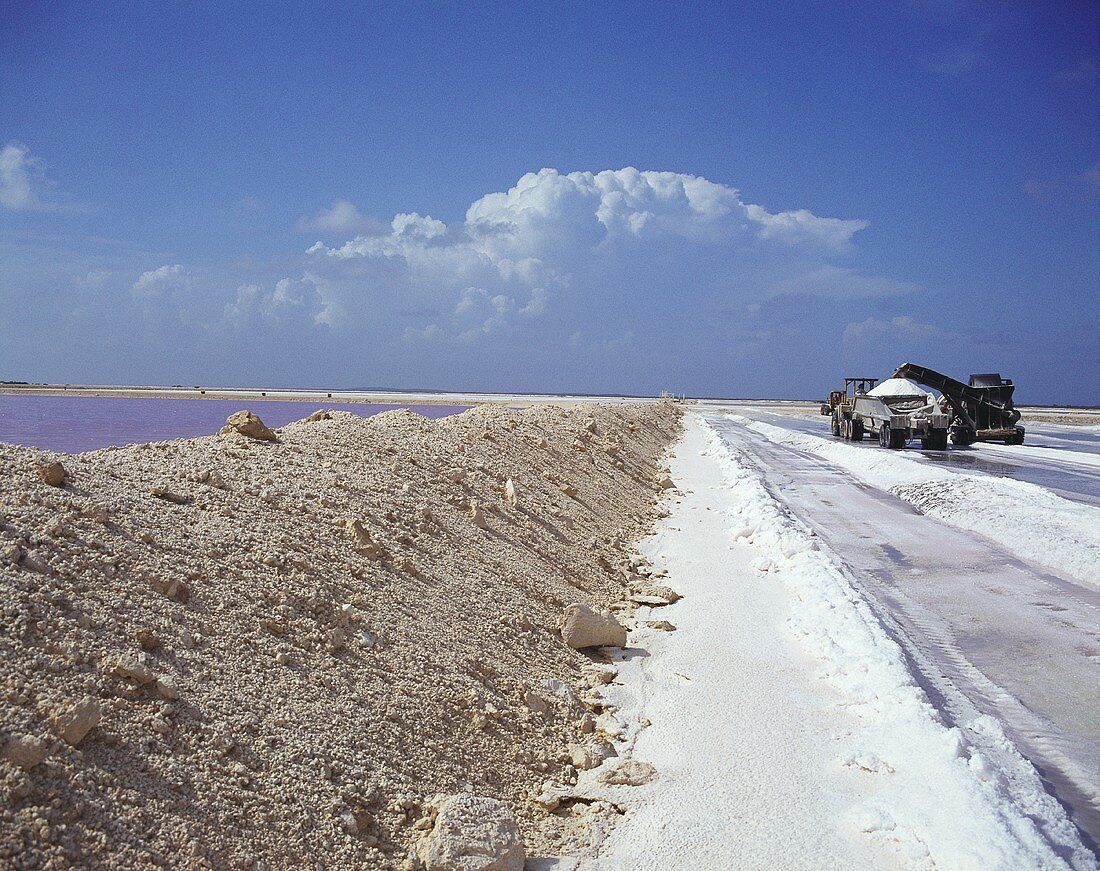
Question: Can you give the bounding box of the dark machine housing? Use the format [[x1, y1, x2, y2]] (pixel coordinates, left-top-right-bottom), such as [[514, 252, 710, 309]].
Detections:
[[892, 363, 1024, 445]]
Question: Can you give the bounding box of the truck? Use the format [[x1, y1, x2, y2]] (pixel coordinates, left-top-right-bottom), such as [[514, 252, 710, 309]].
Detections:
[[826, 376, 950, 449], [892, 363, 1024, 445]]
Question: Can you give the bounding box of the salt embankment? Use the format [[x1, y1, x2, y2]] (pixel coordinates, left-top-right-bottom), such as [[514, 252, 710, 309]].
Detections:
[[0, 401, 681, 869]]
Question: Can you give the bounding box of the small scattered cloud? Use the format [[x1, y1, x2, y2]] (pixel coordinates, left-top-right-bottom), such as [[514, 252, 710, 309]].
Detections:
[[843, 315, 939, 347], [924, 43, 983, 76], [1053, 59, 1098, 83], [1023, 177, 1060, 204], [1024, 162, 1100, 203], [770, 265, 918, 299], [1082, 163, 1100, 194], [224, 274, 338, 328], [132, 264, 190, 300], [295, 200, 381, 236], [76, 269, 110, 290], [0, 142, 50, 211]]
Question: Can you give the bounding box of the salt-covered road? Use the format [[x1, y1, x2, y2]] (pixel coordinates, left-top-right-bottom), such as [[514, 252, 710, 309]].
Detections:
[[711, 414, 1100, 856], [729, 408, 1100, 508], [589, 415, 1093, 870], [589, 419, 883, 870]]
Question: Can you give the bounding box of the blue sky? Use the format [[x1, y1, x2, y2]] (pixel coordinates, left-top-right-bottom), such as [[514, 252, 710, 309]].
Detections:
[[1, 1, 1097, 402]]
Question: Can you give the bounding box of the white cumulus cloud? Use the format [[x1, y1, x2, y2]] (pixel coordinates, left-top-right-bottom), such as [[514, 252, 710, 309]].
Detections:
[[132, 264, 190, 299], [301, 167, 891, 347], [224, 274, 338, 328]]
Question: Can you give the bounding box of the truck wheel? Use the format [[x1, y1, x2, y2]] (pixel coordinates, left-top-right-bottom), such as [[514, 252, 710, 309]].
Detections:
[[889, 429, 907, 449], [932, 430, 949, 450], [1006, 429, 1024, 445], [879, 425, 889, 448], [831, 415, 840, 437], [951, 427, 976, 446], [851, 420, 864, 441]]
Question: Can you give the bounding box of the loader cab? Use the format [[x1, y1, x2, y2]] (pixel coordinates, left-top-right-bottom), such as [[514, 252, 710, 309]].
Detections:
[[843, 377, 878, 402], [821, 389, 845, 415], [828, 377, 879, 438]]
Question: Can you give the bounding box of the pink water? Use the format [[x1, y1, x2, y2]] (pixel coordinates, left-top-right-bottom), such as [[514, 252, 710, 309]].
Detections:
[[0, 395, 468, 454]]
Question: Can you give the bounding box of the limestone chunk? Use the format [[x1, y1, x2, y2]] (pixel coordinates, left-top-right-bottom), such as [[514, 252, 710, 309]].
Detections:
[[636, 584, 681, 603], [582, 665, 617, 686], [112, 654, 154, 685], [2, 542, 22, 566], [504, 478, 517, 507], [629, 594, 672, 607], [469, 500, 488, 528], [416, 793, 525, 871], [523, 690, 550, 716], [225, 410, 278, 441], [155, 676, 181, 700], [346, 519, 381, 558], [37, 461, 67, 487], [52, 698, 102, 746], [561, 603, 627, 650], [568, 741, 616, 771], [197, 468, 227, 489], [149, 485, 191, 505], [598, 759, 659, 786], [3, 734, 46, 769]]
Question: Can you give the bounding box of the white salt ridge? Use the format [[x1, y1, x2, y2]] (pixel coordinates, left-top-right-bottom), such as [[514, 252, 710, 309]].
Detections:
[[694, 418, 1087, 868], [740, 416, 1100, 588]]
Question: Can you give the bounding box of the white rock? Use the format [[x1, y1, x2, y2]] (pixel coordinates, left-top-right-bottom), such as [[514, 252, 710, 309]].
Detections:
[[417, 793, 525, 871], [597, 759, 658, 786], [568, 741, 616, 771], [561, 604, 627, 650]]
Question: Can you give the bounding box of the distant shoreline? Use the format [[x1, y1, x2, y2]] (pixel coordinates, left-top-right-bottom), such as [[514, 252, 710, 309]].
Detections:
[[1, 383, 1097, 422], [0, 382, 816, 407]]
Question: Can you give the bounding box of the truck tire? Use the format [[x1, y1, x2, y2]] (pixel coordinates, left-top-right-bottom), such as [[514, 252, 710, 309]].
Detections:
[[832, 414, 841, 437], [889, 429, 907, 450], [930, 430, 949, 450], [950, 427, 976, 446], [879, 424, 889, 448], [851, 419, 864, 441], [1005, 428, 1024, 445]]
